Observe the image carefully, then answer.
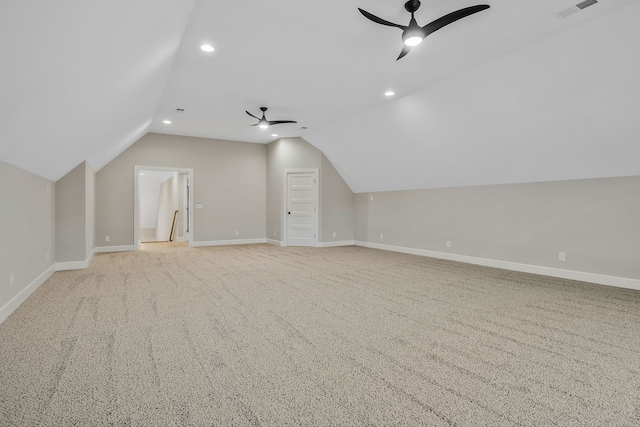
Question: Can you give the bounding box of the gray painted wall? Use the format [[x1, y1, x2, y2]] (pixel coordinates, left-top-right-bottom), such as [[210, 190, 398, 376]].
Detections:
[[55, 161, 96, 263], [355, 175, 640, 280], [266, 138, 354, 244], [320, 155, 354, 242], [85, 162, 95, 259], [96, 133, 266, 247], [0, 160, 54, 317], [265, 140, 282, 241], [55, 162, 86, 262]]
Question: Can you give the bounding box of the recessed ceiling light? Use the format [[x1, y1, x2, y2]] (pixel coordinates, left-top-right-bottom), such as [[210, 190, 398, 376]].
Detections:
[[139, 172, 144, 176], [200, 44, 214, 53], [271, 134, 278, 137], [385, 91, 395, 96], [162, 120, 172, 124]]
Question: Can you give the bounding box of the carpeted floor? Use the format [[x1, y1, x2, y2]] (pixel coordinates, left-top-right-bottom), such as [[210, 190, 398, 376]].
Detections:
[[138, 241, 189, 251], [1, 244, 639, 426]]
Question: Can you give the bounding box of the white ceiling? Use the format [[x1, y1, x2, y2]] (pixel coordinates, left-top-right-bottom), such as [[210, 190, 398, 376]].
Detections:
[[1, 0, 639, 192]]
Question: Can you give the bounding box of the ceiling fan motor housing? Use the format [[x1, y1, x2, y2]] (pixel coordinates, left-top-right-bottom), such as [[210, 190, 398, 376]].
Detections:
[[405, 0, 421, 13]]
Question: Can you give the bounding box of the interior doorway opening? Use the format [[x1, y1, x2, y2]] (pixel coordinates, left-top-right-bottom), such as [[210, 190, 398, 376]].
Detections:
[[134, 166, 194, 248]]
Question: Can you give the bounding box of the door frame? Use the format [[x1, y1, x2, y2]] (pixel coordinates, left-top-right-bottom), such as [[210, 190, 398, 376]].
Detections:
[[134, 165, 194, 248], [283, 168, 319, 247]]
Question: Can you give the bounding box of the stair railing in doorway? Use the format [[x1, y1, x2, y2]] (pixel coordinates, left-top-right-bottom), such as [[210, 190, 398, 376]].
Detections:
[[169, 210, 178, 242]]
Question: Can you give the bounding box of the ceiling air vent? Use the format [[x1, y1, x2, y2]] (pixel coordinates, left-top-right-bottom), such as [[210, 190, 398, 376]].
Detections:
[[555, 0, 598, 18], [576, 0, 598, 9]]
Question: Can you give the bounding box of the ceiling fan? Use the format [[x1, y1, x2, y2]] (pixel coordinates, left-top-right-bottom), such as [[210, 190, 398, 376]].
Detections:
[[246, 107, 297, 129], [358, 0, 490, 60]]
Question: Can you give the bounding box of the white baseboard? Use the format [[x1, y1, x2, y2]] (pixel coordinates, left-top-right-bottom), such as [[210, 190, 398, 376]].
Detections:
[[95, 245, 136, 253], [55, 249, 95, 271], [191, 238, 267, 248], [267, 239, 354, 248], [0, 265, 56, 325], [317, 240, 355, 248], [354, 241, 640, 291]]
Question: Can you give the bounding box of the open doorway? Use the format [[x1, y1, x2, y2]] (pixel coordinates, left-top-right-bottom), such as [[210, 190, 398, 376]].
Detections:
[[134, 166, 194, 248]]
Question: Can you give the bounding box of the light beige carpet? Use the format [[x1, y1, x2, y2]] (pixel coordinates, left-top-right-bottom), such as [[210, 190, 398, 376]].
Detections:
[[1, 244, 639, 426], [138, 241, 189, 251]]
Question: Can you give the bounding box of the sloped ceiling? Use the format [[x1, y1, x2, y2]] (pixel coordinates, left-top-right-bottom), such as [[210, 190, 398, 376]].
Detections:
[[308, 3, 640, 192], [1, 0, 639, 191], [0, 0, 196, 181]]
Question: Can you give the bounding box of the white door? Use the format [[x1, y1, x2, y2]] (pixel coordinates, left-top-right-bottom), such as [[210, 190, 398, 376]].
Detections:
[[286, 172, 317, 246]]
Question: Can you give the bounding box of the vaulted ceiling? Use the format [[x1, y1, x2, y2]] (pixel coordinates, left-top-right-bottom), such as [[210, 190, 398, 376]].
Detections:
[[1, 0, 639, 192]]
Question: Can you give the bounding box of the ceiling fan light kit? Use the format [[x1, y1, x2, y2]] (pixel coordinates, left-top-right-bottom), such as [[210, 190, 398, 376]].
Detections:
[[359, 0, 490, 60], [402, 24, 424, 47]]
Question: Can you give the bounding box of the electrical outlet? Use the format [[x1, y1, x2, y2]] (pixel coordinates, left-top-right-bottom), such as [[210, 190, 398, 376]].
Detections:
[[370, 195, 374, 201], [446, 240, 451, 248], [10, 273, 14, 287], [46, 251, 50, 261], [105, 235, 110, 242], [559, 252, 566, 262], [235, 230, 239, 236], [332, 232, 336, 238], [380, 233, 384, 240], [273, 230, 276, 237]]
